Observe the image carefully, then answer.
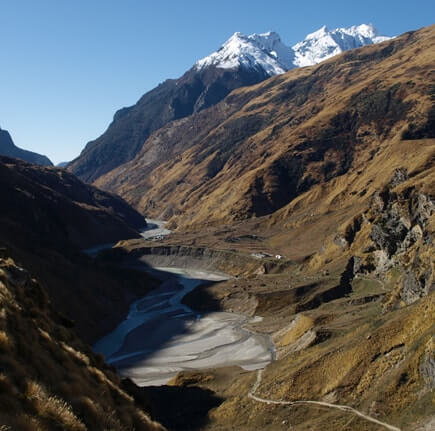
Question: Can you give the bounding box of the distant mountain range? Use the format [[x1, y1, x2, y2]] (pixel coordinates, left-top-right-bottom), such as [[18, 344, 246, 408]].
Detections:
[[68, 24, 391, 182], [196, 24, 390, 72], [0, 127, 52, 166]]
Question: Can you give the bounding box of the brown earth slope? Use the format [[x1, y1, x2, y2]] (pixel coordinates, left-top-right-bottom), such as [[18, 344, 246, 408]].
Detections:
[[95, 25, 434, 232], [102, 149, 434, 429], [115, 163, 434, 430]]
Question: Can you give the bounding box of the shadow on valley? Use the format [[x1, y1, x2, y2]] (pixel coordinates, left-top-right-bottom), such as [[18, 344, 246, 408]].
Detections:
[[92, 258, 225, 365], [123, 379, 224, 431]]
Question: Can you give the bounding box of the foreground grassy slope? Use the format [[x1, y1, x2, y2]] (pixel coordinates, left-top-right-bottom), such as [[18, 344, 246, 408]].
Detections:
[[206, 171, 434, 430], [0, 255, 164, 431]]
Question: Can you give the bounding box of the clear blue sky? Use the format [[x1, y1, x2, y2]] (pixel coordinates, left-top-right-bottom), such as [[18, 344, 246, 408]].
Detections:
[[0, 0, 433, 163]]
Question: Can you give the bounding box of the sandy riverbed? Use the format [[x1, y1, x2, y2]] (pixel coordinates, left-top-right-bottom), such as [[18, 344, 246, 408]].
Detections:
[[94, 267, 274, 386]]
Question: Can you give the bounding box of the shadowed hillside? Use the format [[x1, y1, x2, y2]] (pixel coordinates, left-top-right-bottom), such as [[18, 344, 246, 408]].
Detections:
[[0, 156, 145, 249], [0, 157, 168, 429], [0, 128, 52, 166], [0, 156, 154, 342], [0, 255, 165, 431]]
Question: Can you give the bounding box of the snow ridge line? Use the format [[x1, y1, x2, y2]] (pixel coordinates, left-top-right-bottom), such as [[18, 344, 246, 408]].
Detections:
[[248, 369, 401, 431]]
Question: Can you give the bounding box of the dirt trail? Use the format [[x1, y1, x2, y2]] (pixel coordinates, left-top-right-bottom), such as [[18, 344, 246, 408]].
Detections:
[[248, 369, 401, 431]]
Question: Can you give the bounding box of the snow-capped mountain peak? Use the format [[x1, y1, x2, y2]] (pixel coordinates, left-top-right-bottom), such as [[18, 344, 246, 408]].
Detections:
[[305, 25, 329, 40], [195, 31, 294, 76], [195, 24, 391, 75], [292, 24, 391, 67]]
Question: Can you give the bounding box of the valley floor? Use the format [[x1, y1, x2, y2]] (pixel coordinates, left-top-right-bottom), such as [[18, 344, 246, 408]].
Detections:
[[96, 225, 434, 431], [94, 266, 273, 386]]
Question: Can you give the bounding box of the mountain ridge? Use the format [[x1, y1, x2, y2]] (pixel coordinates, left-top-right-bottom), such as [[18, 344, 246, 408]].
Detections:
[[292, 23, 390, 67], [68, 23, 391, 182], [196, 23, 390, 72], [0, 127, 53, 166], [94, 26, 434, 229]]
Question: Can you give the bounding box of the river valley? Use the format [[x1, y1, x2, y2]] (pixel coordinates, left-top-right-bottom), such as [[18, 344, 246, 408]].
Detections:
[[93, 221, 275, 386]]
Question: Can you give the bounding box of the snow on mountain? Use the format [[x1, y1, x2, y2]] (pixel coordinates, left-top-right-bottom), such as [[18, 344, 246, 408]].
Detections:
[[292, 24, 391, 67], [196, 24, 391, 75], [196, 31, 294, 75]]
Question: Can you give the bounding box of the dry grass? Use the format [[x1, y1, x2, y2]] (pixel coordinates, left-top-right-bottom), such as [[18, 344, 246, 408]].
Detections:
[[26, 381, 86, 431], [274, 314, 314, 347], [204, 287, 434, 430]]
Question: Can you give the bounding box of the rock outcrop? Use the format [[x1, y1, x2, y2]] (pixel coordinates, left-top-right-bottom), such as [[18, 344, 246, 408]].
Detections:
[[324, 170, 434, 308]]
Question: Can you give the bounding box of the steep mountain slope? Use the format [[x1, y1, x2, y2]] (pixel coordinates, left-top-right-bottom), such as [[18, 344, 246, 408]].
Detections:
[[68, 65, 270, 182], [68, 24, 389, 182], [95, 26, 434, 230], [0, 156, 145, 249], [0, 255, 164, 431], [0, 128, 52, 166]]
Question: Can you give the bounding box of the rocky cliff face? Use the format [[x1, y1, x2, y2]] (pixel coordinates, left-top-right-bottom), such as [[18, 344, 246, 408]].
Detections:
[[0, 128, 52, 166], [68, 65, 270, 182], [307, 155, 434, 313], [349, 175, 434, 307]]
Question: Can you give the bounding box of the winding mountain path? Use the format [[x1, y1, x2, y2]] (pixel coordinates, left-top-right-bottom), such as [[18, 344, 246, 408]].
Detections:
[[248, 369, 401, 431]]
